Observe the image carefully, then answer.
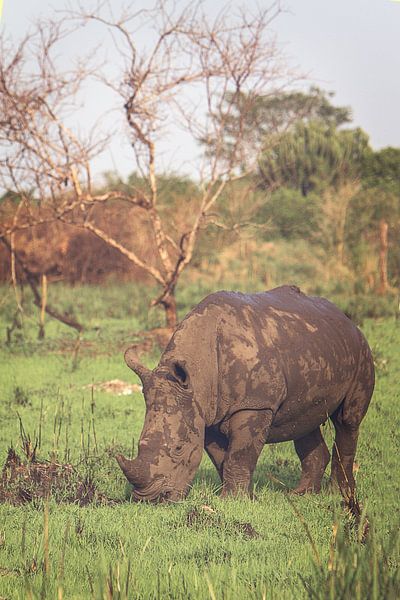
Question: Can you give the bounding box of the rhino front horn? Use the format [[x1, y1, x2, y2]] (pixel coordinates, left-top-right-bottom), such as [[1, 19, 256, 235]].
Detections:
[[115, 453, 140, 485], [124, 347, 151, 384]]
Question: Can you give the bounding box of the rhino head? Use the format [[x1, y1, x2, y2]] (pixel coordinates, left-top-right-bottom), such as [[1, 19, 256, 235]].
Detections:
[[116, 347, 205, 502]]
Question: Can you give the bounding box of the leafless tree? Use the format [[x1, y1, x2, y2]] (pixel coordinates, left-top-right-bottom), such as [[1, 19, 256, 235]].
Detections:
[[0, 0, 295, 328]]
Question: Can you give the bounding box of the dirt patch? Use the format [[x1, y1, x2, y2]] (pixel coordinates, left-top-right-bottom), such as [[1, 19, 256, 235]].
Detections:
[[0, 448, 117, 506], [186, 505, 259, 539]]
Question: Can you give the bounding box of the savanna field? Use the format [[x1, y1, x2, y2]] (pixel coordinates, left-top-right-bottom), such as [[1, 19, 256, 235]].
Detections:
[[0, 282, 399, 599]]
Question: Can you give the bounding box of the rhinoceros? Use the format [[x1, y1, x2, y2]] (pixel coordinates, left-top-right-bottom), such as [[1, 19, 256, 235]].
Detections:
[[116, 285, 374, 502]]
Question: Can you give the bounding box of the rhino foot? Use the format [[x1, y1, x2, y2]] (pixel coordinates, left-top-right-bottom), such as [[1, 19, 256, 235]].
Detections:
[[290, 483, 322, 495]]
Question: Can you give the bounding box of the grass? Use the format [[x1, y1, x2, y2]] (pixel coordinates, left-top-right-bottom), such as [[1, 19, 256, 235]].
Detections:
[[0, 283, 399, 599]]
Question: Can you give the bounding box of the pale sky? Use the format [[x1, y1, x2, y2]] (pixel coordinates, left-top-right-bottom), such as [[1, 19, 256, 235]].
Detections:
[[2, 0, 399, 181]]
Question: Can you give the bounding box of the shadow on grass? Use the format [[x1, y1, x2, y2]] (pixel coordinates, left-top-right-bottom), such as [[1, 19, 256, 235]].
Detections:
[[194, 460, 304, 495]]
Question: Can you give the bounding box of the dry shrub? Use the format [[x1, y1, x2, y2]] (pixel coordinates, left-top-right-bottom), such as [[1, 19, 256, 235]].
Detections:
[[0, 199, 163, 284], [0, 447, 115, 506]]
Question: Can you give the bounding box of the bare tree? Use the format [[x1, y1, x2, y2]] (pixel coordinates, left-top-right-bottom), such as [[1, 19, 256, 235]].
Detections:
[[0, 0, 294, 328]]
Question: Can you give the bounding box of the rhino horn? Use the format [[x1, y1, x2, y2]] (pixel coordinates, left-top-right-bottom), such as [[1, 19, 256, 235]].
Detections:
[[124, 347, 151, 384], [115, 454, 142, 486]]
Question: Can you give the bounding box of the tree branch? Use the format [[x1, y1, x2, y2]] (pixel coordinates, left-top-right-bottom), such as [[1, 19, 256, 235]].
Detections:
[[0, 238, 84, 333], [82, 220, 166, 286]]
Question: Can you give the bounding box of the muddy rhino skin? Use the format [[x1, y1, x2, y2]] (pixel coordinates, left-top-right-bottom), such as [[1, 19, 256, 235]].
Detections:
[[116, 285, 374, 501]]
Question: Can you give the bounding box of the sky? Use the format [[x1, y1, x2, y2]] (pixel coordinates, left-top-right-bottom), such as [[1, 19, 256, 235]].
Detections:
[[1, 0, 399, 181]]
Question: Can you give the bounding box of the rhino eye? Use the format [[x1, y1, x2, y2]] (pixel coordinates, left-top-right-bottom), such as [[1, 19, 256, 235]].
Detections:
[[174, 364, 187, 384]]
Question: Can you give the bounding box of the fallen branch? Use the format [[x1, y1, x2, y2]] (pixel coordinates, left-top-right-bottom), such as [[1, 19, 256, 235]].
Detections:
[[1, 238, 84, 333]]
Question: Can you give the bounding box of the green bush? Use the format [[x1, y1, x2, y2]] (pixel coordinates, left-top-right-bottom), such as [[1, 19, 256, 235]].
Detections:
[[335, 294, 398, 324], [256, 187, 320, 240]]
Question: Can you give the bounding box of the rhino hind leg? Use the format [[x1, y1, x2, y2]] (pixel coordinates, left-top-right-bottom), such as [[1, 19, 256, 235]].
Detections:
[[329, 414, 359, 498], [329, 399, 367, 498], [329, 349, 374, 498], [292, 427, 330, 494]]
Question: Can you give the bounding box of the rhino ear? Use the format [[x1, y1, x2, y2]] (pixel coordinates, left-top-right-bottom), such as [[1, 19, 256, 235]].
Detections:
[[172, 361, 190, 388], [124, 347, 151, 385]]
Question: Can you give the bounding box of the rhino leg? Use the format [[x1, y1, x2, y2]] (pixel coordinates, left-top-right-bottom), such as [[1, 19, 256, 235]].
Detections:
[[292, 427, 330, 494], [329, 416, 359, 497], [204, 427, 228, 482], [221, 409, 273, 497], [329, 348, 374, 498]]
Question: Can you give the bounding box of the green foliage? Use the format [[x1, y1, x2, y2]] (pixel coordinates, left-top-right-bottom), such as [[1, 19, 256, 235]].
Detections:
[[100, 171, 201, 210], [201, 86, 398, 293], [344, 147, 400, 285], [334, 293, 398, 325], [361, 147, 400, 193], [202, 87, 352, 163], [352, 147, 400, 235], [258, 120, 370, 196], [256, 187, 320, 239]]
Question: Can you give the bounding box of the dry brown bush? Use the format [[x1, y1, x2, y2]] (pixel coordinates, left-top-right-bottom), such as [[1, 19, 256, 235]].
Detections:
[[0, 199, 159, 284]]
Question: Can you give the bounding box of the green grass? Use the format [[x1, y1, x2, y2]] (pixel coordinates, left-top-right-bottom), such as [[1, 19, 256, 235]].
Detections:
[[0, 284, 399, 599]]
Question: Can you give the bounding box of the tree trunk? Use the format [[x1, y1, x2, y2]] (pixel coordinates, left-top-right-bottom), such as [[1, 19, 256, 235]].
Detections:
[[378, 218, 389, 295], [38, 274, 47, 339], [160, 293, 178, 329]]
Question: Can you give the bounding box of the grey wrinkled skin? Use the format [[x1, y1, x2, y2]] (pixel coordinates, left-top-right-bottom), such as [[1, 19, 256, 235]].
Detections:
[[116, 285, 374, 502]]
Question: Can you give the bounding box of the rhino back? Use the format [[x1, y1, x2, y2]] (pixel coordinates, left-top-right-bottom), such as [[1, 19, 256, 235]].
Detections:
[[161, 286, 371, 438], [209, 286, 368, 439]]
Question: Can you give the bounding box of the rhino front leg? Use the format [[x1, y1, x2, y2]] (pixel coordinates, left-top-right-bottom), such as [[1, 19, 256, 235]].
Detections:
[[221, 409, 273, 497], [293, 427, 330, 494], [204, 426, 228, 482]]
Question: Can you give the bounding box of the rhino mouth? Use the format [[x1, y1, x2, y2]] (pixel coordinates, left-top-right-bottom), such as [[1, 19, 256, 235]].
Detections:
[[132, 476, 187, 503], [132, 476, 173, 503]]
